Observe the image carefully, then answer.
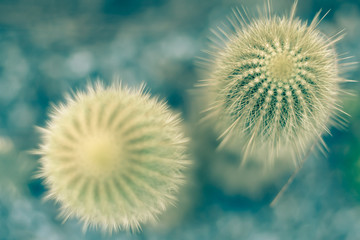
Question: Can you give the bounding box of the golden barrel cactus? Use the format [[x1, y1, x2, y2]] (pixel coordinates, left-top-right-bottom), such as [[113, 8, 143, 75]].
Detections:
[[201, 1, 348, 164], [37, 82, 188, 232]]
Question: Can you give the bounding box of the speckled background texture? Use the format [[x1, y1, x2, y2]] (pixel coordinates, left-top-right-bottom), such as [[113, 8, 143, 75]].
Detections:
[[0, 0, 360, 239]]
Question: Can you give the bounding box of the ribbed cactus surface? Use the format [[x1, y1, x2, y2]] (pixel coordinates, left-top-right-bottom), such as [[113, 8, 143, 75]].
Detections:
[[203, 2, 346, 164], [37, 82, 188, 232]]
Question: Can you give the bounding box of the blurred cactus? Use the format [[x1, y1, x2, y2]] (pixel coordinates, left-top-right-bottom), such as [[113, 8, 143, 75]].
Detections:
[[201, 1, 349, 164], [36, 81, 188, 232]]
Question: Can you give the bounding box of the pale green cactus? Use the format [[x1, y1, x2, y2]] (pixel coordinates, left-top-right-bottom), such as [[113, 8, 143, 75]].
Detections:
[[202, 1, 348, 164], [36, 81, 188, 232]]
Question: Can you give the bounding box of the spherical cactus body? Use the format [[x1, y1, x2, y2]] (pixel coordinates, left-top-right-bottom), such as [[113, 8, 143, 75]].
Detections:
[[37, 82, 188, 232], [202, 1, 348, 164]]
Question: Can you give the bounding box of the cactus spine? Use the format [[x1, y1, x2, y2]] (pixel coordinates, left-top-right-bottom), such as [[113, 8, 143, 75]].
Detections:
[[202, 1, 348, 164], [37, 81, 188, 232]]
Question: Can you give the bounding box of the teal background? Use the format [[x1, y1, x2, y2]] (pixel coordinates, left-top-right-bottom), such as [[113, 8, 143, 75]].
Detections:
[[0, 0, 360, 239]]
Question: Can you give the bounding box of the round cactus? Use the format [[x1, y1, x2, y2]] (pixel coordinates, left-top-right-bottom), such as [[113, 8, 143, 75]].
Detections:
[[37, 82, 188, 232], [202, 2, 348, 164]]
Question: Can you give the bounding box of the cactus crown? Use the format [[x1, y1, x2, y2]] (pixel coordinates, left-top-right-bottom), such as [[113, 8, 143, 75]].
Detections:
[[37, 82, 188, 232], [202, 1, 348, 164]]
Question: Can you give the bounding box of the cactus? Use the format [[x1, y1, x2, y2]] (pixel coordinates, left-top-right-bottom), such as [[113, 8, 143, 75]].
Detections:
[[36, 82, 188, 232], [201, 1, 348, 164]]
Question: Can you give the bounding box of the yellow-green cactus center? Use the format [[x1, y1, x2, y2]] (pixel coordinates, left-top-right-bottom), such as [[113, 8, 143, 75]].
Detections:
[[78, 133, 121, 177], [268, 53, 294, 81]]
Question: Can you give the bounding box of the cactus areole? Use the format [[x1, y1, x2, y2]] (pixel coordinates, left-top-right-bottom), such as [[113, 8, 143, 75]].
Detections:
[[37, 82, 188, 232], [203, 1, 347, 164]]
